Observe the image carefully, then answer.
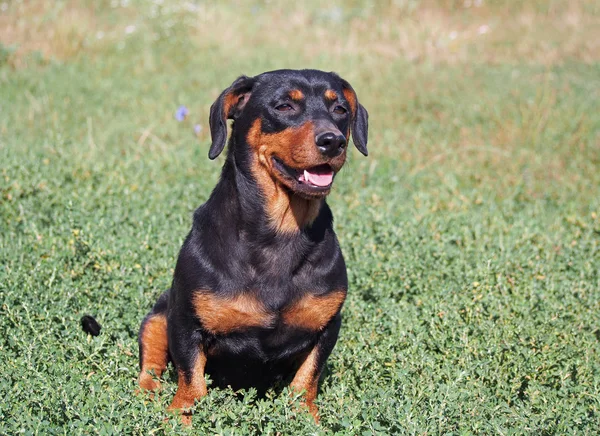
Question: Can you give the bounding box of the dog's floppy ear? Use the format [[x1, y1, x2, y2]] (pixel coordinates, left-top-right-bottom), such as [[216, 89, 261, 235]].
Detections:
[[208, 75, 255, 160], [340, 79, 369, 156]]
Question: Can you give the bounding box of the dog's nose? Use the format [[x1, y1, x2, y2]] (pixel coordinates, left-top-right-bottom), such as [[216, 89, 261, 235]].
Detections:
[[315, 132, 346, 158]]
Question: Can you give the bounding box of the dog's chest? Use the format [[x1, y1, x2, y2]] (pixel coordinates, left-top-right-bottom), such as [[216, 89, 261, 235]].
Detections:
[[192, 289, 345, 336]]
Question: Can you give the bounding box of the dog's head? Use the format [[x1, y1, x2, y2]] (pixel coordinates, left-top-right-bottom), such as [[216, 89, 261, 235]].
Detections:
[[208, 69, 368, 200]]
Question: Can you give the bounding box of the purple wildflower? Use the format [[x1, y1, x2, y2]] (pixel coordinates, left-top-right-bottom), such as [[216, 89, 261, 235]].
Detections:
[[194, 124, 202, 135], [174, 105, 189, 122]]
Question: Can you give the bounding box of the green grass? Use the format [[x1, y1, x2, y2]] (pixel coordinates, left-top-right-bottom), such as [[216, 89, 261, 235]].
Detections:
[[1, 0, 599, 434]]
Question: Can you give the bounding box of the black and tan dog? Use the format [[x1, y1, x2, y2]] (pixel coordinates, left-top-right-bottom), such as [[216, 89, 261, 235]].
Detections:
[[137, 69, 368, 424]]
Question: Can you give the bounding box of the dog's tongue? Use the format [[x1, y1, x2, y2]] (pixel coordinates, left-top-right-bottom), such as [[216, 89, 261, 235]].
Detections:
[[302, 167, 334, 187]]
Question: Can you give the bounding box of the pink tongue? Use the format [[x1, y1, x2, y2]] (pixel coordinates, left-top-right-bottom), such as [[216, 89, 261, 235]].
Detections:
[[303, 168, 333, 187]]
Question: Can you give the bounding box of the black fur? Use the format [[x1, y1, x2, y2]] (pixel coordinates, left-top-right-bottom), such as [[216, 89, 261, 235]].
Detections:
[[139, 69, 369, 414]]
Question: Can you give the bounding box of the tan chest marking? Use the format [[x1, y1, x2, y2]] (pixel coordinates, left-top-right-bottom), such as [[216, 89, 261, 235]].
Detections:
[[283, 290, 346, 331], [192, 292, 275, 335]]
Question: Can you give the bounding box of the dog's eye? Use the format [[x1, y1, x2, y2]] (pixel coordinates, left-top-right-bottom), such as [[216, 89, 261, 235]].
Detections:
[[333, 105, 347, 115], [275, 104, 294, 112]]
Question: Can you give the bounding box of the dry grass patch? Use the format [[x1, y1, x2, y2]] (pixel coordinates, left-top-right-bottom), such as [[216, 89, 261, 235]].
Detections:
[[0, 0, 132, 68], [187, 0, 600, 65]]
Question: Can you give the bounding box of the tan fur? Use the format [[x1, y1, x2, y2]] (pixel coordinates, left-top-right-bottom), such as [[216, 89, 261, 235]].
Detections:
[[138, 314, 168, 392], [222, 92, 238, 118], [324, 89, 338, 100], [342, 88, 357, 113], [193, 291, 275, 334], [246, 119, 324, 234], [167, 349, 208, 425], [289, 89, 304, 101], [283, 290, 346, 331], [290, 346, 321, 422], [342, 88, 358, 138]]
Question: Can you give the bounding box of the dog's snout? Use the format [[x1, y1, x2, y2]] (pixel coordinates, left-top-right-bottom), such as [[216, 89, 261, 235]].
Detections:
[[315, 132, 346, 158]]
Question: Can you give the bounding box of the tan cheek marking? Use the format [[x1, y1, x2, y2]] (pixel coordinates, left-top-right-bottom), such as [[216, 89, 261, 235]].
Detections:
[[324, 89, 337, 100], [247, 119, 319, 170], [290, 347, 321, 423], [270, 121, 317, 166], [167, 349, 208, 425], [246, 118, 263, 153], [283, 290, 346, 331], [193, 291, 275, 334], [246, 119, 322, 234], [289, 89, 304, 101], [249, 119, 317, 166], [138, 314, 168, 392]]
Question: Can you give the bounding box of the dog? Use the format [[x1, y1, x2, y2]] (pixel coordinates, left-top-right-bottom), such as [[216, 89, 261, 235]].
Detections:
[[137, 69, 368, 424]]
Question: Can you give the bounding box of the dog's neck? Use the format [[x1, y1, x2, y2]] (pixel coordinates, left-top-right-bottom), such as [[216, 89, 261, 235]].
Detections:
[[213, 149, 325, 239], [249, 172, 322, 235]]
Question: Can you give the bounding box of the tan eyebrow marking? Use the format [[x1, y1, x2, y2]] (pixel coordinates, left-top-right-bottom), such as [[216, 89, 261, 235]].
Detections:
[[324, 89, 337, 100], [288, 89, 304, 101]]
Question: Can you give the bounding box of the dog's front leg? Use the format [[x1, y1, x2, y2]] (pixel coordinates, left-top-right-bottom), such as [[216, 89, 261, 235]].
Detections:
[[166, 323, 207, 425], [290, 313, 342, 423]]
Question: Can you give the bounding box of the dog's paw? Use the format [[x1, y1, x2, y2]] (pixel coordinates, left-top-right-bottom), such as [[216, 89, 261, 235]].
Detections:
[[136, 373, 162, 396]]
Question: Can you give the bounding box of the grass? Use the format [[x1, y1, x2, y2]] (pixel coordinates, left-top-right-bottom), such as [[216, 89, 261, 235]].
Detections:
[[1, 0, 599, 433]]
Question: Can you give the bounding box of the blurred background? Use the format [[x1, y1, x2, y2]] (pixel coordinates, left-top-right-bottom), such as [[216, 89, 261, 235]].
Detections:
[[2, 0, 599, 201]]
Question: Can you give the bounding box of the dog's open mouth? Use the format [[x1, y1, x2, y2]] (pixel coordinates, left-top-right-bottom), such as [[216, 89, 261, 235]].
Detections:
[[272, 157, 334, 193]]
